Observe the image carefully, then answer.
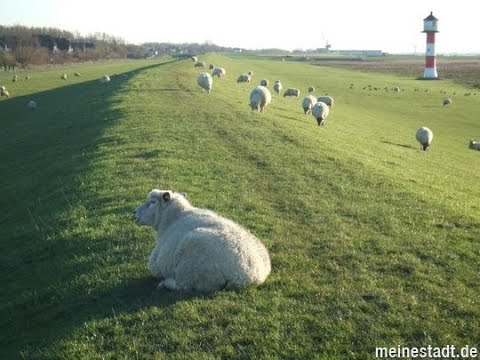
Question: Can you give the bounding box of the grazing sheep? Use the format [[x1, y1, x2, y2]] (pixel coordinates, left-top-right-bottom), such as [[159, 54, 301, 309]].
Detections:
[[191, 56, 198, 62], [316, 95, 334, 109], [197, 72, 213, 93], [312, 101, 330, 126], [308, 86, 315, 93], [302, 95, 317, 115], [61, 73, 67, 80], [1, 88, 9, 98], [12, 75, 18, 82], [284, 88, 300, 98], [393, 86, 401, 93], [237, 73, 251, 84], [27, 100, 37, 110], [133, 190, 271, 292], [194, 61, 206, 68], [74, 72, 81, 77], [273, 80, 282, 95], [249, 85, 272, 112], [247, 71, 254, 77], [212, 67, 226, 78], [99, 75, 111, 84], [416, 127, 433, 151], [443, 97, 452, 106], [260, 79, 269, 87], [468, 140, 480, 151], [25, 75, 30, 80], [209, 64, 215, 70]]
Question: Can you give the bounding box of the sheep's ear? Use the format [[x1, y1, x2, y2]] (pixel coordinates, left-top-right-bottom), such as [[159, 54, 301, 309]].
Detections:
[[179, 192, 187, 198], [163, 192, 171, 202]]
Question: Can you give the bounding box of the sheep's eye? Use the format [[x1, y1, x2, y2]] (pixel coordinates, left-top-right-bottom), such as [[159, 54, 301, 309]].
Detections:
[[147, 199, 157, 206]]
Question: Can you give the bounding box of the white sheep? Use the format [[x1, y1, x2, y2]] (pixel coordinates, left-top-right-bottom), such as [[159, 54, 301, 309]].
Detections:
[[12, 75, 18, 82], [27, 100, 37, 110], [25, 75, 30, 80], [302, 95, 317, 115], [393, 86, 401, 93], [1, 86, 9, 97], [74, 72, 81, 77], [316, 96, 334, 109], [312, 101, 330, 126], [284, 88, 300, 98], [468, 140, 480, 151], [416, 127, 433, 151], [194, 61, 206, 68], [99, 75, 111, 84], [308, 86, 315, 93], [249, 85, 272, 112], [61, 73, 67, 80], [443, 97, 452, 106], [212, 67, 226, 78], [237, 74, 251, 84], [273, 80, 282, 95], [133, 190, 271, 292], [191, 56, 198, 62], [260, 79, 269, 87], [197, 72, 213, 93], [247, 70, 254, 77]]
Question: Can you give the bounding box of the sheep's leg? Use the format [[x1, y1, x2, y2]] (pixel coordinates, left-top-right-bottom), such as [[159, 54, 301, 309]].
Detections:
[[157, 278, 177, 290]]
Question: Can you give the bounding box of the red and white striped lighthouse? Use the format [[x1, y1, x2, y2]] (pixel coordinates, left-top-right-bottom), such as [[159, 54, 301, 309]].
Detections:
[[422, 11, 439, 79]]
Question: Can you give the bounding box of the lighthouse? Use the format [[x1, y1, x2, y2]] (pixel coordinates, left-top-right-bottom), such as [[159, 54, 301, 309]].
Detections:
[[422, 11, 439, 79]]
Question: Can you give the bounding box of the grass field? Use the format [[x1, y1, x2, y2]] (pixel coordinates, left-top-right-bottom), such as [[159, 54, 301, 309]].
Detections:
[[1, 54, 479, 359]]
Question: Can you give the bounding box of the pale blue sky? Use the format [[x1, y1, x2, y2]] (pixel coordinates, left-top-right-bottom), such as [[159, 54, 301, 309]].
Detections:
[[1, 0, 477, 54]]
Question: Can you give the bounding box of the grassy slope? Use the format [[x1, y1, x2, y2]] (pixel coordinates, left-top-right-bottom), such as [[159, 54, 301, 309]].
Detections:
[[1, 55, 479, 359]]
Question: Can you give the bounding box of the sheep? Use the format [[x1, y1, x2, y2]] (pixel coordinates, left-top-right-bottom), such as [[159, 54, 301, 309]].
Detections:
[[74, 72, 81, 77], [208, 64, 215, 70], [308, 86, 315, 93], [12, 75, 18, 82], [302, 95, 317, 115], [197, 72, 213, 93], [99, 75, 111, 84], [316, 95, 334, 109], [311, 101, 330, 126], [416, 127, 433, 151], [61, 73, 67, 80], [283, 88, 300, 98], [249, 85, 272, 112], [191, 56, 198, 62], [25, 75, 30, 80], [237, 73, 251, 84], [27, 100, 37, 110], [273, 80, 282, 95], [1, 87, 9, 98], [260, 79, 269, 87], [247, 70, 254, 77], [393, 86, 401, 93], [194, 61, 206, 68], [212, 67, 226, 78], [133, 190, 271, 292], [443, 97, 452, 106], [468, 140, 480, 151]]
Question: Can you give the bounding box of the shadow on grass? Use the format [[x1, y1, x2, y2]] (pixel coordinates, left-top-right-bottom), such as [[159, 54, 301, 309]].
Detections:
[[380, 140, 416, 149], [0, 58, 204, 358]]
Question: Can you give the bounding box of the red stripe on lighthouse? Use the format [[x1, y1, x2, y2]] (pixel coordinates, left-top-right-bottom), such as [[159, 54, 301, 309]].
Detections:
[[425, 56, 436, 68], [426, 32, 436, 43]]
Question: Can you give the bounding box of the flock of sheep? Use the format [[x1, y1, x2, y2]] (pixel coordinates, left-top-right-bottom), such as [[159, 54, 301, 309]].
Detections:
[[0, 73, 112, 109], [192, 56, 479, 153]]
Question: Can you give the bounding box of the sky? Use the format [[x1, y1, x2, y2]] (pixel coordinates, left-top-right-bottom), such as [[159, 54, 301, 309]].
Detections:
[[1, 0, 478, 54]]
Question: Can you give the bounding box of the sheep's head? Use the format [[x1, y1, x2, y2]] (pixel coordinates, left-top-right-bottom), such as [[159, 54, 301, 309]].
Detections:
[[133, 190, 173, 227]]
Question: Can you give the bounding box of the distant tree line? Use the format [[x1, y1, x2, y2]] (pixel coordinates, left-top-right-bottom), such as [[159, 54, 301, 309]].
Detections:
[[0, 25, 145, 69]]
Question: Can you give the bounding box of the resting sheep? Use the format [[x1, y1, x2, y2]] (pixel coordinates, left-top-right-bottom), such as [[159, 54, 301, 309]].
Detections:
[[133, 190, 271, 292], [99, 75, 111, 84], [237, 74, 251, 84], [416, 127, 433, 151], [284, 88, 300, 99], [317, 96, 334, 109], [260, 79, 269, 87], [312, 101, 330, 126], [468, 140, 480, 151], [308, 86, 315, 93], [212, 67, 226, 78], [302, 95, 317, 115], [249, 85, 272, 112], [27, 100, 37, 110], [273, 80, 282, 95], [443, 97, 452, 106], [197, 72, 213, 93]]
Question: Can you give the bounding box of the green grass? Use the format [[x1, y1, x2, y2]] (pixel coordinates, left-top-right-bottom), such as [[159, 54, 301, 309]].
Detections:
[[1, 54, 479, 359]]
